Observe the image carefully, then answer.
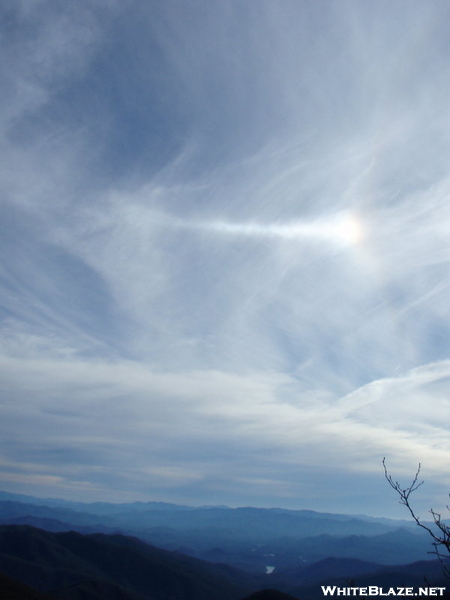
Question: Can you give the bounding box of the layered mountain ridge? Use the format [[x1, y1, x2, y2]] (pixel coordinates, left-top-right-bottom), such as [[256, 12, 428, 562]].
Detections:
[[0, 491, 447, 600]]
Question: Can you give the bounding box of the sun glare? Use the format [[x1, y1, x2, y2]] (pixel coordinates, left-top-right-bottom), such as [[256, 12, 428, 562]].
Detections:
[[335, 214, 364, 246], [283, 213, 365, 247]]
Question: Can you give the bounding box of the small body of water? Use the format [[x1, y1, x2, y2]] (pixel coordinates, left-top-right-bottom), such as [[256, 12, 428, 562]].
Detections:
[[266, 566, 275, 574]]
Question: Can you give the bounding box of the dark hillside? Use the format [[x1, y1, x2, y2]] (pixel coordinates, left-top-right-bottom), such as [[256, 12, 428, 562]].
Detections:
[[49, 578, 151, 600], [272, 556, 384, 587], [240, 590, 299, 600], [0, 525, 256, 600], [0, 573, 54, 600]]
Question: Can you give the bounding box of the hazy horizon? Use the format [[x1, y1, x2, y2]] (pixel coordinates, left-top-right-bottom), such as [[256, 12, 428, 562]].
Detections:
[[0, 487, 419, 522], [1, 1, 450, 519]]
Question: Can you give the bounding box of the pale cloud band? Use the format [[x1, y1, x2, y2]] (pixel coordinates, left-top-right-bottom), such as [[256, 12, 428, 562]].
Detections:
[[0, 354, 449, 514], [180, 213, 365, 247]]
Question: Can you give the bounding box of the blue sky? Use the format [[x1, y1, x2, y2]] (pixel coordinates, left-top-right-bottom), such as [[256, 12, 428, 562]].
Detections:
[[1, 0, 450, 517]]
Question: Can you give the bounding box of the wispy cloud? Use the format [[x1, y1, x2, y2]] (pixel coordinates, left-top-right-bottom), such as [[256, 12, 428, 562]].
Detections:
[[1, 1, 450, 515], [0, 354, 448, 513]]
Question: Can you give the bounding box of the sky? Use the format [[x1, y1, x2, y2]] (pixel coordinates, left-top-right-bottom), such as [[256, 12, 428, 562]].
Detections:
[[1, 0, 450, 518]]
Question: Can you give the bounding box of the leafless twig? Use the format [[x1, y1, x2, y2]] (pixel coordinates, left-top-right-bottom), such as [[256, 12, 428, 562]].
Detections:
[[383, 458, 450, 577]]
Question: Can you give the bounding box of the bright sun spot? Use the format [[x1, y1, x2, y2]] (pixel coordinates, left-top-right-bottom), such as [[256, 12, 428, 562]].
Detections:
[[279, 213, 365, 247], [335, 214, 364, 246]]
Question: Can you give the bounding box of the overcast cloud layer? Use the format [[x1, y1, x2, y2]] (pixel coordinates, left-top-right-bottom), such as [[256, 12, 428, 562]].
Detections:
[[1, 0, 450, 517]]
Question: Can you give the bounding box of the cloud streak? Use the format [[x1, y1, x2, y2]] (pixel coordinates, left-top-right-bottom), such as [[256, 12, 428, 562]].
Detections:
[[177, 213, 365, 248]]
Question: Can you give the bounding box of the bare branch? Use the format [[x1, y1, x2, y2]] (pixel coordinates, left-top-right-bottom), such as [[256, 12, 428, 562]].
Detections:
[[382, 458, 450, 577]]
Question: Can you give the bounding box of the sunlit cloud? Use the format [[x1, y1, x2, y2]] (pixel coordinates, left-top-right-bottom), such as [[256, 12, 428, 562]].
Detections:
[[187, 212, 365, 248]]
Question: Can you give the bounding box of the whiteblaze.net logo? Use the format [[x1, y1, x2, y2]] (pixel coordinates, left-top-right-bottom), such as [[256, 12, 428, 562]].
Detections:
[[321, 587, 446, 597]]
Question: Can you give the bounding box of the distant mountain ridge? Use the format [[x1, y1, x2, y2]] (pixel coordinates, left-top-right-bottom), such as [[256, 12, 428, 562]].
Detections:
[[0, 490, 433, 574], [0, 490, 196, 514], [0, 489, 417, 531]]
